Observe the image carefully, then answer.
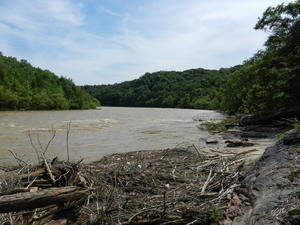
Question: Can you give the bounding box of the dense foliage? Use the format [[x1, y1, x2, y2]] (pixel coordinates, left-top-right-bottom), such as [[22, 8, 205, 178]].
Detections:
[[220, 0, 300, 114], [84, 1, 300, 115], [0, 55, 99, 110], [83, 67, 238, 109]]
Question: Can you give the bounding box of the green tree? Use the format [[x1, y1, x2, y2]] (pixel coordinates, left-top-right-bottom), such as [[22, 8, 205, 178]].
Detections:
[[0, 54, 99, 110], [220, 0, 300, 114]]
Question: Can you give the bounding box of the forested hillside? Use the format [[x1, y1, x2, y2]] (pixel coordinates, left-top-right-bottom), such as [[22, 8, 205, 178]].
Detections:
[[83, 67, 238, 109], [84, 0, 299, 114], [220, 0, 300, 114], [0, 55, 99, 110], [1, 1, 298, 113]]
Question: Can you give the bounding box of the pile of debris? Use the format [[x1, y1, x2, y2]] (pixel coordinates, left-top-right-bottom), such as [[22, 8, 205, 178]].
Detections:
[[80, 147, 254, 224], [0, 146, 255, 224], [0, 159, 90, 225]]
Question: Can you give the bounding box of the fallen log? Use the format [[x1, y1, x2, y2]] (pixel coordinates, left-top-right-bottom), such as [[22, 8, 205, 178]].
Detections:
[[0, 186, 89, 213], [19, 167, 46, 180], [27, 197, 86, 225], [0, 188, 29, 196]]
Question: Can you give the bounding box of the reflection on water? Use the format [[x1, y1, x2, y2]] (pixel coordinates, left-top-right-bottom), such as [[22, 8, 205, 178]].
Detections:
[[0, 107, 224, 165]]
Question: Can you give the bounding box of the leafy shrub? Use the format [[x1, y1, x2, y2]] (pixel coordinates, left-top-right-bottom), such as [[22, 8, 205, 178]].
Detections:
[[209, 206, 222, 225]]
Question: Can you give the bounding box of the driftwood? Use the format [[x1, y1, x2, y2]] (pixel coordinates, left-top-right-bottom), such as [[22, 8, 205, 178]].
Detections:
[[0, 186, 89, 213], [75, 148, 252, 224], [19, 168, 46, 180], [0, 124, 93, 224], [0, 146, 255, 224], [0, 159, 90, 225]]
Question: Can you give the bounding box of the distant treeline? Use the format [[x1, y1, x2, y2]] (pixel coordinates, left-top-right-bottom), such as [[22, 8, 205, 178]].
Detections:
[[83, 67, 238, 110], [0, 55, 99, 110], [84, 0, 300, 114]]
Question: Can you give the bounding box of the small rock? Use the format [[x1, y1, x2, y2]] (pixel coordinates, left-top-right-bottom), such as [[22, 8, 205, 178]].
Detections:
[[89, 214, 100, 225], [283, 131, 300, 145], [241, 131, 269, 138], [225, 140, 254, 147], [206, 139, 218, 144], [221, 218, 232, 225], [192, 114, 204, 121]]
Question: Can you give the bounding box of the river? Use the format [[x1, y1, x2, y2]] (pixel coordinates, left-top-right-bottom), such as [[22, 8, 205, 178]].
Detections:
[[0, 107, 224, 165]]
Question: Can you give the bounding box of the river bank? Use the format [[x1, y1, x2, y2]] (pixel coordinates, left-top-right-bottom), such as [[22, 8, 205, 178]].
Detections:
[[0, 112, 299, 224]]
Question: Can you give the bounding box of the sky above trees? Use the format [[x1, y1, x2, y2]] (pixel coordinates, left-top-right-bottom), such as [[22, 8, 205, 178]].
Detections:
[[0, 0, 290, 85]]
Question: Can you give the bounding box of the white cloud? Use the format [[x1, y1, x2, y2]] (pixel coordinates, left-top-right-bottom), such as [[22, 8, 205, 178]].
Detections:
[[46, 0, 84, 26], [0, 0, 291, 85], [99, 6, 122, 18]]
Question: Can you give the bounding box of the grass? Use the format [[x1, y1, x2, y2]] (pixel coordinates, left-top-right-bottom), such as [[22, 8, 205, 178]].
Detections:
[[293, 122, 300, 131], [289, 209, 300, 216], [209, 206, 222, 225], [200, 117, 236, 133]]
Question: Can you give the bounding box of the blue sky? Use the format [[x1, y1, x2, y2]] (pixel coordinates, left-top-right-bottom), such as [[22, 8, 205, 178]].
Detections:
[[0, 0, 289, 85]]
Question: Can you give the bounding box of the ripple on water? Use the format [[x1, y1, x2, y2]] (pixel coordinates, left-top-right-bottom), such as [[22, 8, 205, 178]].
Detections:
[[0, 107, 226, 166], [141, 130, 162, 134], [22, 119, 119, 133]]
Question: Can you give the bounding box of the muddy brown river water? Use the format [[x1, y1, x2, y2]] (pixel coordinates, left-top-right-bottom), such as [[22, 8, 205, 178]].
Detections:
[[0, 107, 225, 165]]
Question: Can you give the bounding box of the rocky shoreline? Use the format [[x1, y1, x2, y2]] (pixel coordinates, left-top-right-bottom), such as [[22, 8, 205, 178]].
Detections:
[[191, 111, 300, 224], [222, 111, 300, 225], [233, 130, 300, 225]]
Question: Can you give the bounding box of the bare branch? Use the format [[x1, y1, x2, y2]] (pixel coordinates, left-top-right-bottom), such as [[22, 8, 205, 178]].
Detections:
[[28, 130, 41, 162], [66, 121, 71, 162], [201, 168, 215, 194], [36, 133, 43, 151], [25, 177, 37, 189], [8, 150, 28, 167], [43, 128, 56, 155], [192, 144, 202, 159], [43, 157, 56, 184]]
